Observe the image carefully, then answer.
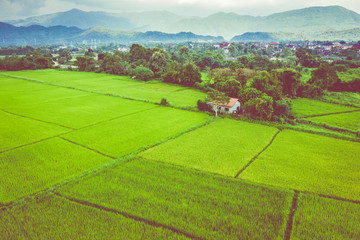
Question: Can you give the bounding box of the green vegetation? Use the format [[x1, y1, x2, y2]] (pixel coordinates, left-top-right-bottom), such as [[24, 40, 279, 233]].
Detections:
[[337, 67, 360, 82], [141, 119, 278, 176], [1, 194, 190, 240], [57, 158, 292, 240], [62, 107, 209, 157], [0, 75, 89, 109], [6, 93, 154, 129], [292, 194, 360, 239], [0, 110, 68, 152], [3, 70, 206, 108], [240, 130, 360, 201], [291, 98, 358, 117], [307, 111, 360, 132], [0, 138, 111, 203], [321, 91, 360, 107]]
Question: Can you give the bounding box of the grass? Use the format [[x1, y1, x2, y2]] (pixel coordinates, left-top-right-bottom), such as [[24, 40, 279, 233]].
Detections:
[[0, 110, 69, 152], [6, 93, 155, 129], [140, 119, 278, 176], [321, 91, 360, 108], [0, 138, 111, 204], [239, 130, 360, 201], [62, 107, 209, 157], [0, 75, 89, 109], [291, 98, 358, 117], [3, 70, 206, 108], [307, 111, 360, 132], [57, 158, 293, 240], [1, 194, 190, 240], [337, 68, 360, 82], [291, 194, 360, 239]]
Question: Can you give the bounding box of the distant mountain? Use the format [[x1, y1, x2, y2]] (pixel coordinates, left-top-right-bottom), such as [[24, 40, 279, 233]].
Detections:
[[0, 23, 224, 46], [231, 28, 360, 42], [7, 9, 137, 30], [6, 6, 360, 40], [0, 22, 83, 45]]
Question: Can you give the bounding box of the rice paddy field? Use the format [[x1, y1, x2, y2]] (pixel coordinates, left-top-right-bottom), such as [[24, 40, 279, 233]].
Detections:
[[2, 70, 207, 108], [1, 70, 359, 239], [307, 111, 360, 132], [291, 98, 359, 117]]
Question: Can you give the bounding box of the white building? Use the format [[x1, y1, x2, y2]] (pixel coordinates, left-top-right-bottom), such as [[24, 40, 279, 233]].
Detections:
[[209, 98, 241, 115]]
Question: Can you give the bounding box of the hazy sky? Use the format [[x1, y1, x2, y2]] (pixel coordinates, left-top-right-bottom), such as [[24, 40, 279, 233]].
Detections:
[[2, 0, 360, 21]]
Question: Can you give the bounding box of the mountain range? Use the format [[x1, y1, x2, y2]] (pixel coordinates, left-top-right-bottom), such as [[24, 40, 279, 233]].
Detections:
[[0, 22, 224, 45], [7, 6, 360, 40]]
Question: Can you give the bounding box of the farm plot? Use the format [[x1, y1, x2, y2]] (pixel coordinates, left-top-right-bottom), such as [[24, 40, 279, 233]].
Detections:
[[0, 110, 68, 152], [291, 98, 358, 117], [307, 111, 360, 132], [1, 194, 190, 240], [3, 70, 206, 108], [62, 107, 209, 157], [239, 130, 360, 201], [291, 194, 360, 239], [6, 93, 156, 129], [141, 119, 278, 176], [0, 138, 111, 204], [56, 158, 293, 240], [0, 75, 89, 109]]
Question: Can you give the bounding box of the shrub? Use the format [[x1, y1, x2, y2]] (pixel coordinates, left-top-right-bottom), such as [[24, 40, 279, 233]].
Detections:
[[160, 98, 169, 106], [132, 67, 154, 81]]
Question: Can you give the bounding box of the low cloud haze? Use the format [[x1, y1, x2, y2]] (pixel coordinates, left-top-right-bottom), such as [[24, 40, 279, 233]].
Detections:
[[2, 0, 360, 20]]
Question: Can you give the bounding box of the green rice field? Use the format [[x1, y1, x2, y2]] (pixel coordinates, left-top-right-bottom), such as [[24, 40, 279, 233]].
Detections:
[[291, 98, 358, 117], [0, 110, 68, 152], [0, 194, 190, 240], [62, 107, 209, 157], [141, 119, 278, 176], [0, 138, 111, 203], [292, 194, 360, 239], [307, 111, 360, 132], [2, 70, 206, 108], [1, 70, 359, 239], [239, 130, 360, 201], [57, 158, 292, 240]]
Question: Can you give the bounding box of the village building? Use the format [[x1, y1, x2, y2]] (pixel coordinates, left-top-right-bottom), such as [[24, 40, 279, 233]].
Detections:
[[209, 98, 241, 115]]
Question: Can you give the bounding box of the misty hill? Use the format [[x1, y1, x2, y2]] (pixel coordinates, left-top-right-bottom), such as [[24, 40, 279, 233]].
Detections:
[[7, 6, 360, 40], [0, 23, 224, 46], [231, 28, 360, 42]]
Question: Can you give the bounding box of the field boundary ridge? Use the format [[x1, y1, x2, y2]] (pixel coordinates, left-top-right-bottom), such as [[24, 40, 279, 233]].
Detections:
[[284, 190, 300, 240], [52, 192, 203, 240], [302, 109, 360, 118], [1, 109, 75, 130], [235, 130, 281, 178]]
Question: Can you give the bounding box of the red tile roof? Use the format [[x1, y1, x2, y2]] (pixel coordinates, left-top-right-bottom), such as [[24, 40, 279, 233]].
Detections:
[[212, 98, 239, 107]]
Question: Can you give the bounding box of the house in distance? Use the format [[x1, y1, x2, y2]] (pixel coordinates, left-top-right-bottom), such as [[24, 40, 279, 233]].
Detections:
[[209, 98, 241, 115]]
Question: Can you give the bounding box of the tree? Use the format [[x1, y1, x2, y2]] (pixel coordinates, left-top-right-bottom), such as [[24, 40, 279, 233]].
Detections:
[[273, 69, 301, 97], [59, 50, 72, 63], [249, 71, 282, 100], [234, 68, 256, 88], [206, 89, 230, 117], [209, 68, 242, 98], [295, 49, 320, 68], [149, 50, 169, 76], [129, 44, 151, 63], [309, 63, 340, 90], [179, 62, 201, 87], [243, 95, 274, 120], [132, 66, 154, 81], [84, 49, 95, 57]]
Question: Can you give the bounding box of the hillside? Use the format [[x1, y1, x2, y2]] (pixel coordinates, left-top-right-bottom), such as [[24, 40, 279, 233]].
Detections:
[[7, 6, 360, 40], [0, 23, 224, 45], [231, 28, 360, 42]]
